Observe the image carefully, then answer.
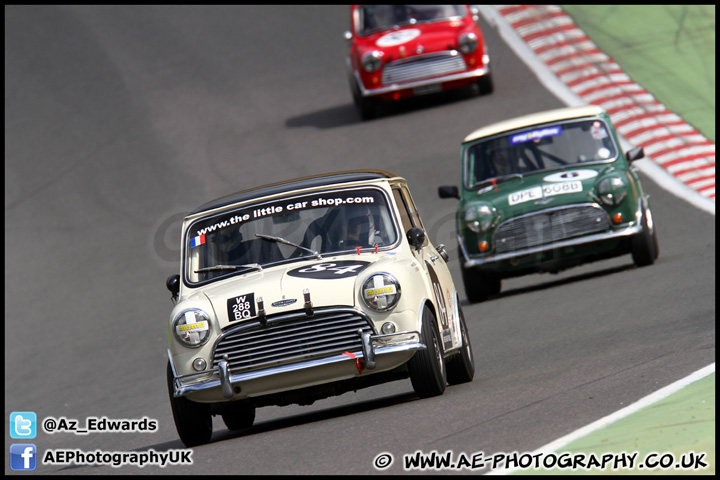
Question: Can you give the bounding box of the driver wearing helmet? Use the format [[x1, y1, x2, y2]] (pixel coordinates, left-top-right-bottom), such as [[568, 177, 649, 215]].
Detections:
[[343, 205, 375, 249], [489, 147, 515, 177]]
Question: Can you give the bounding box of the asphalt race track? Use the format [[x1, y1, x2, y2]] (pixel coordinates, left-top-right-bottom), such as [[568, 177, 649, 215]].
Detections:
[[4, 5, 715, 475]]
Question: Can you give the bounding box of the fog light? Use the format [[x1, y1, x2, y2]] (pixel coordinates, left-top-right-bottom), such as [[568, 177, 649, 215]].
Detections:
[[478, 240, 489, 252], [381, 322, 396, 334], [192, 358, 207, 371], [612, 212, 623, 224]]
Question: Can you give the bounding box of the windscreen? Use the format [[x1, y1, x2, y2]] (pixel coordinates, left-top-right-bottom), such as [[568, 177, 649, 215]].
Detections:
[[184, 188, 398, 285], [465, 119, 618, 188], [356, 5, 465, 36]]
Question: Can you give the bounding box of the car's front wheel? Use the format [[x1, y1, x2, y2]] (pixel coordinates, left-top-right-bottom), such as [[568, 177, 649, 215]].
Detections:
[[461, 263, 501, 303], [408, 306, 447, 398], [350, 77, 379, 121], [167, 362, 213, 447], [221, 404, 256, 431], [477, 71, 494, 95], [631, 203, 659, 267], [446, 306, 475, 385]]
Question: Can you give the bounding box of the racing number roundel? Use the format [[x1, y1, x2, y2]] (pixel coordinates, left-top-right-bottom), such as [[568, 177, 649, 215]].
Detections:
[[286, 261, 370, 279]]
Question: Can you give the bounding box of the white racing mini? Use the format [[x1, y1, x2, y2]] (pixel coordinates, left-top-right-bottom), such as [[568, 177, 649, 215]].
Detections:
[[165, 170, 474, 446]]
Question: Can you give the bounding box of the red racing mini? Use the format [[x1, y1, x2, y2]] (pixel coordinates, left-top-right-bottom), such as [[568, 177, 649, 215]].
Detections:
[[345, 5, 493, 119]]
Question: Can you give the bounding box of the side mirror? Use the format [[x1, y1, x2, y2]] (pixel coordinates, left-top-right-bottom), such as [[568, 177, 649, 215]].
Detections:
[[626, 146, 644, 164], [406, 227, 426, 251], [166, 274, 180, 302], [344, 30, 353, 45], [438, 185, 459, 199]]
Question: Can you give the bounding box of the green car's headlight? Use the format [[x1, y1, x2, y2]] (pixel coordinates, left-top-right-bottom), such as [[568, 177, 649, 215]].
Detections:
[[362, 273, 401, 311], [597, 176, 627, 206], [173, 309, 212, 348], [464, 203, 496, 233]]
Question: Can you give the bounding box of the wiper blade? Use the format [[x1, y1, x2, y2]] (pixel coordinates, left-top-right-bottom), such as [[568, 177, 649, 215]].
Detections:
[[256, 234, 322, 259], [476, 173, 524, 189], [195, 264, 262, 273]]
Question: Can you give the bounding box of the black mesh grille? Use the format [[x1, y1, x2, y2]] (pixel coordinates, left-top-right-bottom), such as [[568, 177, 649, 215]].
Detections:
[[494, 205, 610, 254]]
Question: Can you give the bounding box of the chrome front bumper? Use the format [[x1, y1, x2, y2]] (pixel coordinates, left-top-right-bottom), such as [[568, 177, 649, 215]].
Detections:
[[168, 330, 423, 398], [460, 224, 643, 268]]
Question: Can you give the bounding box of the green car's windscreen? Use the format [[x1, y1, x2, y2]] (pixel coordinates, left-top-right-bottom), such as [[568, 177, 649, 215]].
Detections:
[[466, 119, 618, 187]]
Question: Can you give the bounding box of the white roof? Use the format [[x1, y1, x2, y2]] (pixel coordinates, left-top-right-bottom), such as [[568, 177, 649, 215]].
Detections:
[[463, 105, 606, 143]]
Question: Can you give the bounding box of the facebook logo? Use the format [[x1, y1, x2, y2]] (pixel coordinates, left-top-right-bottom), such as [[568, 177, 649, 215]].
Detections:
[[10, 412, 37, 439], [10, 444, 37, 471]]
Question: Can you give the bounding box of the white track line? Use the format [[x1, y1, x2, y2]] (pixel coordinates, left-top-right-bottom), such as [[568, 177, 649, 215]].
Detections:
[[486, 363, 715, 474]]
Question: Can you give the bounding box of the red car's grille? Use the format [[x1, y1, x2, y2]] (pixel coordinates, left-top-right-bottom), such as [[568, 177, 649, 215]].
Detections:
[[494, 205, 611, 254], [381, 51, 467, 85]]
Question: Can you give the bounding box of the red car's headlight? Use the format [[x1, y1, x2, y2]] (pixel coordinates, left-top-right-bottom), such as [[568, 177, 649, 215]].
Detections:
[[361, 50, 383, 73], [458, 32, 478, 54]]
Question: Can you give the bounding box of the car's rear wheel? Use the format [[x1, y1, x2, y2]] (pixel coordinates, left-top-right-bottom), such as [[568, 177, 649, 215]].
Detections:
[[408, 305, 447, 398], [461, 263, 501, 303], [446, 306, 475, 385], [631, 203, 659, 267], [167, 361, 213, 447], [221, 404, 256, 431]]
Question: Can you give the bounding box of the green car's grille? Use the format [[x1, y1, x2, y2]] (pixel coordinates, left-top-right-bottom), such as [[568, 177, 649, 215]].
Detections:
[[212, 309, 374, 373], [494, 205, 611, 254]]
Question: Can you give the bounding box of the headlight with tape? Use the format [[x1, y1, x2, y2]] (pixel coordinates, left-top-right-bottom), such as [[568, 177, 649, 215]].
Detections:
[[173, 309, 212, 348], [464, 203, 496, 233], [362, 273, 401, 311], [597, 176, 627, 206]]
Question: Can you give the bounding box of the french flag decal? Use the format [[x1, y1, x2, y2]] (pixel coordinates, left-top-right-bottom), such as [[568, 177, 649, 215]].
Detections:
[[190, 234, 206, 248]]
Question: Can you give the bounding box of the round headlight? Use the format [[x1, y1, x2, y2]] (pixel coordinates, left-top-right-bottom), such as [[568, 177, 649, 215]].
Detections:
[[361, 50, 383, 73], [597, 176, 627, 206], [464, 204, 496, 233], [173, 309, 212, 348], [458, 32, 478, 54], [362, 273, 401, 311]]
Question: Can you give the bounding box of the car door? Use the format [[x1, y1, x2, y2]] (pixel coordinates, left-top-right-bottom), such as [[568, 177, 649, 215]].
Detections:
[[392, 185, 459, 352]]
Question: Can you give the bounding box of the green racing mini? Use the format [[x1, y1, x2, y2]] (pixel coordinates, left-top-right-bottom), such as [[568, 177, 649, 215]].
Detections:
[[439, 105, 659, 302]]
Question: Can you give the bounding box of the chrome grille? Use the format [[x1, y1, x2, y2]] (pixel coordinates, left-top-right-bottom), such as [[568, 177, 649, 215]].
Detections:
[[382, 51, 467, 84], [494, 205, 610, 254], [213, 309, 374, 372]]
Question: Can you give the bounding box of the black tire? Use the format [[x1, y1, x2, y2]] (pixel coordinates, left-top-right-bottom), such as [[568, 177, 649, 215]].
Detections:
[[631, 203, 659, 267], [408, 306, 447, 398], [477, 71, 494, 95], [221, 404, 256, 431], [350, 77, 379, 121], [461, 263, 501, 303], [167, 361, 213, 447], [446, 306, 475, 385], [356, 95, 379, 121]]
